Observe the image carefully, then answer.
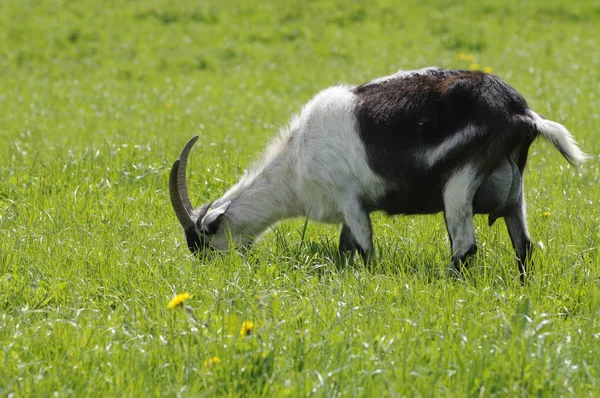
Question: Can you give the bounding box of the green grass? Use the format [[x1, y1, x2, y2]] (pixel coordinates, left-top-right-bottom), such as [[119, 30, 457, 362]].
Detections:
[[1, 0, 599, 396]]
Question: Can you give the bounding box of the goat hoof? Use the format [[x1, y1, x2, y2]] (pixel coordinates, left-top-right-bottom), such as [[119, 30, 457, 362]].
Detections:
[[446, 265, 464, 280], [451, 244, 477, 270]]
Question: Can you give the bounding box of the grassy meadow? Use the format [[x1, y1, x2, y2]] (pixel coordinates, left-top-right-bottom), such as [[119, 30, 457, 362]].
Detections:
[[1, 0, 600, 396]]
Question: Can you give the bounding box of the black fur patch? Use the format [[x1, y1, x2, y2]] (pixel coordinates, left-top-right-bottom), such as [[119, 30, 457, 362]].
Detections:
[[185, 227, 204, 254], [353, 68, 534, 215], [184, 201, 214, 254]]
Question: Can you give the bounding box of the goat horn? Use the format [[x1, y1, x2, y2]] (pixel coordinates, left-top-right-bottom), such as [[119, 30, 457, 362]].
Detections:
[[169, 136, 199, 230], [177, 136, 199, 214], [169, 159, 194, 229]]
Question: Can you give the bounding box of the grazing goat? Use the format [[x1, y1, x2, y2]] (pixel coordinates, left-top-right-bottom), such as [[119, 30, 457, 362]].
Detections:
[[169, 67, 586, 281]]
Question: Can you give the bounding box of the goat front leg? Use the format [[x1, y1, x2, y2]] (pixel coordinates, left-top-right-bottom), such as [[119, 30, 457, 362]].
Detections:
[[339, 195, 374, 263], [443, 165, 480, 271], [504, 192, 533, 284], [339, 222, 358, 255]]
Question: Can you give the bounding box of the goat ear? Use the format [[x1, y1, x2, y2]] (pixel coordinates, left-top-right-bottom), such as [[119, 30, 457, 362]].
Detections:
[[200, 200, 231, 234]]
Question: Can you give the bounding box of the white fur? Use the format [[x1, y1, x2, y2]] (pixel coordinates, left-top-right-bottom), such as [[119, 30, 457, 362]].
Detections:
[[340, 192, 373, 253], [526, 109, 587, 165], [200, 200, 231, 233], [423, 124, 482, 167], [442, 163, 480, 258], [207, 86, 387, 250]]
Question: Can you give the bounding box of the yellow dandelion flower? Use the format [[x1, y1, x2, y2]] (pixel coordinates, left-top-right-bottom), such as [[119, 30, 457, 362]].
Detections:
[[542, 211, 551, 218], [203, 356, 221, 367], [168, 292, 191, 309], [240, 321, 255, 338], [458, 53, 475, 62], [469, 63, 481, 70], [483, 66, 493, 73], [166, 103, 174, 109]]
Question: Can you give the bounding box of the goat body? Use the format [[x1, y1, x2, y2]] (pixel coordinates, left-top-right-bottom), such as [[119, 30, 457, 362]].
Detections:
[[170, 67, 586, 281]]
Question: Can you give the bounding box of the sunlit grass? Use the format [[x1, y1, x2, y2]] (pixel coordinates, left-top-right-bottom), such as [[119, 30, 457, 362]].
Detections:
[[1, 0, 599, 396]]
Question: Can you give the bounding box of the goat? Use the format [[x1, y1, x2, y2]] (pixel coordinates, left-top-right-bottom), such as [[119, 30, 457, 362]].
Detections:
[[169, 67, 586, 281]]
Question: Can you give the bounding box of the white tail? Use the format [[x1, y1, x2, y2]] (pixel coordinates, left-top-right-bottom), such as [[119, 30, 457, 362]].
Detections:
[[526, 109, 588, 166]]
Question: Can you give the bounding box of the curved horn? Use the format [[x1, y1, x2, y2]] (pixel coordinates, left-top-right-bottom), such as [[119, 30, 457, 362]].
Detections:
[[177, 136, 199, 214], [169, 136, 199, 230], [169, 159, 195, 229]]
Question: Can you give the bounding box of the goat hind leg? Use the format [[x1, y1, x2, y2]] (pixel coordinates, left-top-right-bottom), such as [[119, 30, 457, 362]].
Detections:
[[504, 193, 533, 283], [444, 207, 477, 270], [443, 165, 480, 270]]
